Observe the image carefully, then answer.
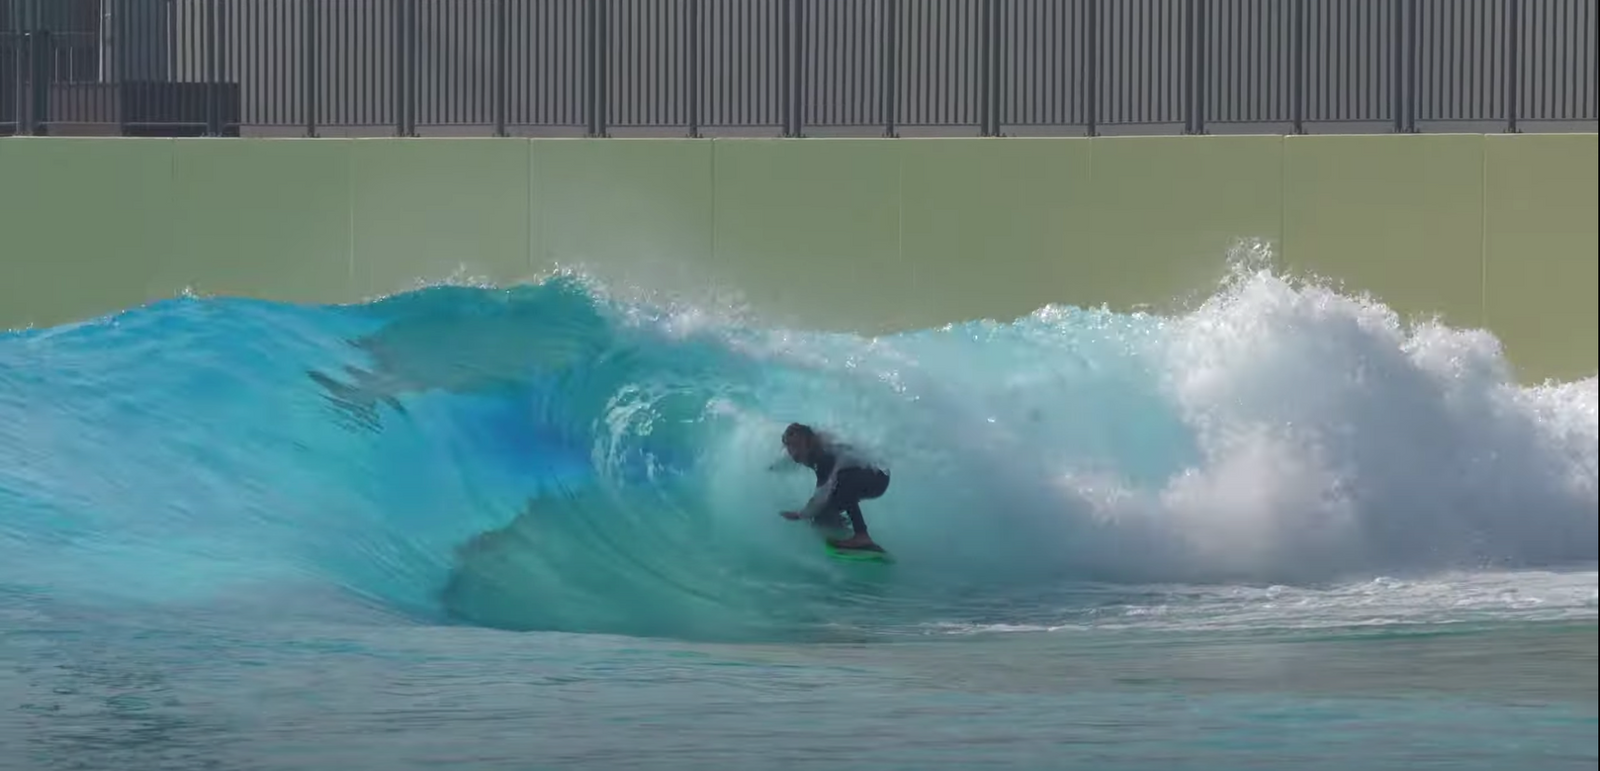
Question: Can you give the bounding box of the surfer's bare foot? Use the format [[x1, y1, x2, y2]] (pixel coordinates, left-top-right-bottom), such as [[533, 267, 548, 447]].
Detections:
[[830, 534, 878, 550]]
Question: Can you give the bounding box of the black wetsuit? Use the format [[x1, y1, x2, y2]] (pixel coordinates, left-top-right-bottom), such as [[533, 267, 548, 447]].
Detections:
[[801, 446, 890, 537]]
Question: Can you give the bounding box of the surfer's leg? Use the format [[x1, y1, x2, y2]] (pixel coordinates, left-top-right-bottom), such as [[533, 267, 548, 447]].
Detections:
[[833, 468, 888, 529], [827, 471, 871, 535], [861, 469, 889, 500], [843, 503, 869, 536], [825, 468, 890, 549]]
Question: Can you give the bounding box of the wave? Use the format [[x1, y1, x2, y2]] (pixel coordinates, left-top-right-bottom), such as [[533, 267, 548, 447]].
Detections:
[[1, 256, 1595, 642]]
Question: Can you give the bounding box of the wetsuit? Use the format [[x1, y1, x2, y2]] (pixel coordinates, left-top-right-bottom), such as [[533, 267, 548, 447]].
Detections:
[[784, 441, 890, 537]]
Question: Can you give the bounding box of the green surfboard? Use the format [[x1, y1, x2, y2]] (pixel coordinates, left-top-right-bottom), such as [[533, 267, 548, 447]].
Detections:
[[822, 538, 895, 563]]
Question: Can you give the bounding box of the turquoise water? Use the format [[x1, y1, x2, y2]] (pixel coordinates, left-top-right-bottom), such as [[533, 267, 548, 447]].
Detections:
[[1, 265, 1595, 770]]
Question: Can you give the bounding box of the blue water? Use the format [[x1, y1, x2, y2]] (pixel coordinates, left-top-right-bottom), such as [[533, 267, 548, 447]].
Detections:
[[1, 263, 1595, 770]]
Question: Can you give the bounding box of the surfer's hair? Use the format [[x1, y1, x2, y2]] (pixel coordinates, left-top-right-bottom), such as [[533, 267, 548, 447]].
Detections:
[[784, 422, 834, 448]]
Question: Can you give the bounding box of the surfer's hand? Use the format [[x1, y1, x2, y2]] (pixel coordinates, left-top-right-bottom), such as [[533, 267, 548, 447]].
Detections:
[[779, 510, 802, 520]]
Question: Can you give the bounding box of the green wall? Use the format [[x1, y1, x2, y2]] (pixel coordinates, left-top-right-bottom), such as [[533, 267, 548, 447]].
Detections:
[[0, 134, 1594, 382]]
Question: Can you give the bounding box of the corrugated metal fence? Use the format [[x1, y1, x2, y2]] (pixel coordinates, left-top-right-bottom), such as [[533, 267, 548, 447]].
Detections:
[[1, 0, 1594, 137]]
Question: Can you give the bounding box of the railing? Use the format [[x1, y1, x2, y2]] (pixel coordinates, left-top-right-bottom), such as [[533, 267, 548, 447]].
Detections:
[[2, 0, 1595, 138]]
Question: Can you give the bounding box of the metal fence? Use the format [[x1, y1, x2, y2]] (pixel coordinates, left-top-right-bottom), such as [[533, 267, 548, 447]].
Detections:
[[2, 0, 1595, 138]]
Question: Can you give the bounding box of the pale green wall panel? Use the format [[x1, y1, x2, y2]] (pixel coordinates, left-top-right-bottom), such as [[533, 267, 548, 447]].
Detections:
[[710, 139, 902, 332], [531, 139, 715, 299], [169, 139, 355, 304], [1, 134, 1594, 382], [0, 138, 175, 329], [350, 138, 534, 299], [1087, 135, 1286, 312], [897, 138, 1095, 328], [1282, 134, 1486, 329], [1482, 133, 1599, 381]]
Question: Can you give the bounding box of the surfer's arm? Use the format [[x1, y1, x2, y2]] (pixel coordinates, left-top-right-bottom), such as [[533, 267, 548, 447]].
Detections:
[[767, 454, 796, 471], [795, 476, 836, 522]]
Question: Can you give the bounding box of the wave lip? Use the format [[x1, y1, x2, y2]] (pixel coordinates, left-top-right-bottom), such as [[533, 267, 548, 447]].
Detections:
[[0, 267, 1595, 643]]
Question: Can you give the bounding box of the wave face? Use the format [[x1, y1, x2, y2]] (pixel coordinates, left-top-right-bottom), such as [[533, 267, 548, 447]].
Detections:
[[1, 264, 1595, 642]]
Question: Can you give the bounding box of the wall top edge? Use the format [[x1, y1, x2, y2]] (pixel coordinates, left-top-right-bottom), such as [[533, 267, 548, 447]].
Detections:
[[3, 133, 1596, 144]]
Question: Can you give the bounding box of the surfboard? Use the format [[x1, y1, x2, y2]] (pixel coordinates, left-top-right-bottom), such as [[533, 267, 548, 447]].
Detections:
[[821, 536, 895, 563], [807, 521, 894, 563]]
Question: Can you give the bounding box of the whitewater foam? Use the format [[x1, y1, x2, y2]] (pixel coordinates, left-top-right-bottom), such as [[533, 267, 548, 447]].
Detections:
[[682, 260, 1597, 588], [919, 569, 1600, 637]]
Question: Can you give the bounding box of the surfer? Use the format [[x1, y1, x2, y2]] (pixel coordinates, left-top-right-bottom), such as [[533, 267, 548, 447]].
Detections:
[[771, 422, 889, 551]]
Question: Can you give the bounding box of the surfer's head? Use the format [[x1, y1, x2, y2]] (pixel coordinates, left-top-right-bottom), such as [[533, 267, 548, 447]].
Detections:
[[781, 422, 819, 463]]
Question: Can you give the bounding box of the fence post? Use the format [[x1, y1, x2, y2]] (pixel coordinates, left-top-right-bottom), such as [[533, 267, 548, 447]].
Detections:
[[302, 0, 318, 137], [1291, 0, 1304, 134], [786, 0, 803, 137], [1390, 0, 1402, 132], [1185, 0, 1206, 134], [25, 28, 48, 136], [882, 0, 897, 137], [403, 0, 417, 136], [205, 0, 220, 136], [494, 0, 507, 137], [585, 0, 606, 137], [391, 0, 409, 136], [980, 0, 996, 136], [1085, 0, 1097, 136], [687, 0, 699, 137], [584, 0, 595, 136], [779, 0, 790, 136], [598, 0, 609, 137], [4, 0, 18, 134], [1392, 0, 1416, 133], [1505, 0, 1520, 133], [1405, 0, 1417, 133]]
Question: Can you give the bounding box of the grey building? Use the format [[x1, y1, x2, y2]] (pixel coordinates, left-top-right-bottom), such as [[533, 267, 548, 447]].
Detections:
[[3, 0, 1595, 138]]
